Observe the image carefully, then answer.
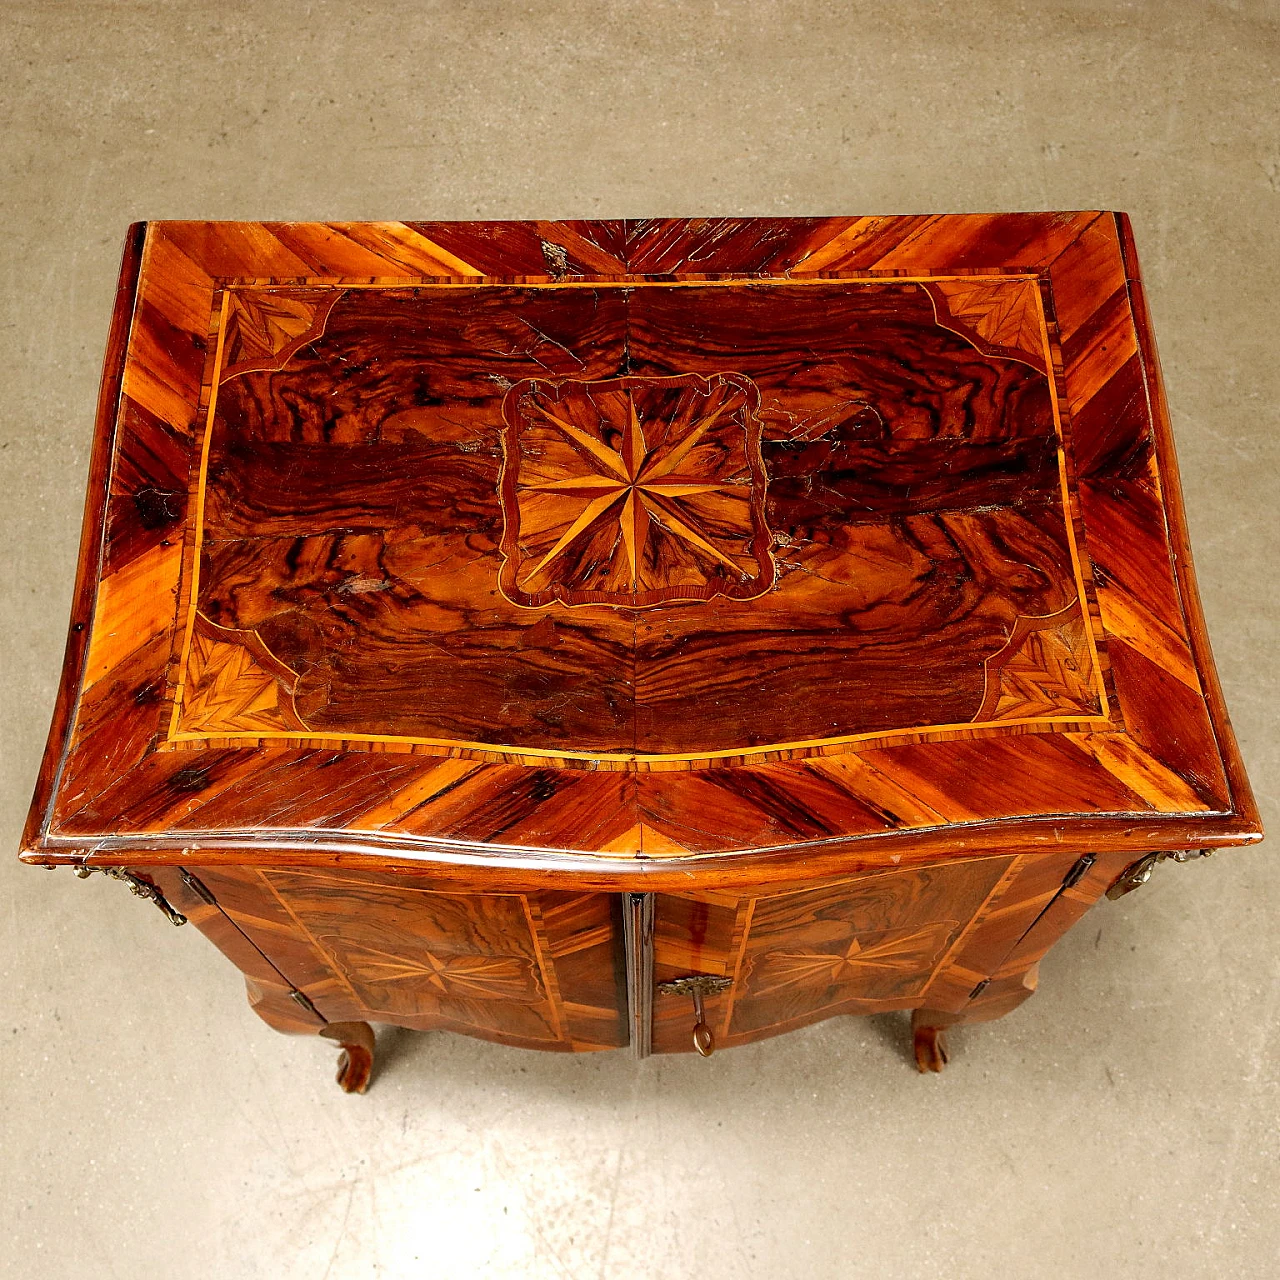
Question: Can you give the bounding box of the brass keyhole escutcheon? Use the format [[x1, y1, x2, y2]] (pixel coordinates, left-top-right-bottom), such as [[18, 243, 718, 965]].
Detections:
[[655, 974, 733, 1058]]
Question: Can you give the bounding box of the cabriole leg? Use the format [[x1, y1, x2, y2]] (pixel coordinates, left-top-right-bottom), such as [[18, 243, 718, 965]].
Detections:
[[912, 963, 1040, 1073], [242, 979, 375, 1094], [911, 1012, 950, 1072], [320, 1022, 376, 1094]]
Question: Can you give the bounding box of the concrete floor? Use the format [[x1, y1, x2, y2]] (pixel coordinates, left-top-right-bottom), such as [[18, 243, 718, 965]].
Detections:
[[2, 2, 1277, 1276]]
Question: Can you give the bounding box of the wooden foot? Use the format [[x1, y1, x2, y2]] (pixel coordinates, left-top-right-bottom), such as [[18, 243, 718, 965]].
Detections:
[[912, 1011, 949, 1073], [320, 1021, 376, 1094], [911, 965, 1040, 1072]]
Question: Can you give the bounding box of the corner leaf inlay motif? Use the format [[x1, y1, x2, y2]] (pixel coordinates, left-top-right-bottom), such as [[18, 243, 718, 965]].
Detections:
[[977, 601, 1100, 721], [926, 278, 1048, 371], [177, 614, 308, 734], [220, 289, 339, 381]]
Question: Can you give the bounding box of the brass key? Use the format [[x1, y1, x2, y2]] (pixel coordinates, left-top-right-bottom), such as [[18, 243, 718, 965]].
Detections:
[[656, 974, 733, 1057]]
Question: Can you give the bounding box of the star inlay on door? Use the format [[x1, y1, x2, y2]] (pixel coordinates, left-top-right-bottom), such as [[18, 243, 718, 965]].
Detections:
[[745, 923, 958, 999], [498, 373, 775, 607], [328, 940, 544, 1003]]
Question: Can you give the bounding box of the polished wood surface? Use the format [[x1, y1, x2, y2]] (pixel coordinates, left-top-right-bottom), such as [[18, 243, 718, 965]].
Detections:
[[178, 277, 1087, 761], [22, 214, 1260, 881], [320, 1022, 376, 1094], [179, 865, 627, 1052], [140, 844, 1135, 1068], [20, 216, 1261, 1083]]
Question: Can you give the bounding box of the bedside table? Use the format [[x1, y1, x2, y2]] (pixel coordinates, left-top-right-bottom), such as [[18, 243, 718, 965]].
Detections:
[[22, 215, 1261, 1090]]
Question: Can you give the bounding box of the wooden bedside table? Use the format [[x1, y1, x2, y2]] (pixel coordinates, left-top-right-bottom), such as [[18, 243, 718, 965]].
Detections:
[[22, 215, 1261, 1090]]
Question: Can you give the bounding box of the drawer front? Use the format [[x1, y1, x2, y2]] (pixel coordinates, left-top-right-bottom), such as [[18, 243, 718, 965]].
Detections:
[[652, 857, 1017, 1053], [191, 866, 627, 1052]]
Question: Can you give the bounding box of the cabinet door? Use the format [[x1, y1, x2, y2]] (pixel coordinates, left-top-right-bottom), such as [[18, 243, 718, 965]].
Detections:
[[651, 857, 1017, 1053], [194, 866, 628, 1052]]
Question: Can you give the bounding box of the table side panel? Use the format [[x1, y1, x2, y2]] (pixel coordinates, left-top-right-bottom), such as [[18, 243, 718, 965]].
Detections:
[[148, 864, 324, 1035]]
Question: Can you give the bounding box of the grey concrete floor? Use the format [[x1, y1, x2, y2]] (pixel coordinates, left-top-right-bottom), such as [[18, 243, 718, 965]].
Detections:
[[2, 2, 1277, 1277]]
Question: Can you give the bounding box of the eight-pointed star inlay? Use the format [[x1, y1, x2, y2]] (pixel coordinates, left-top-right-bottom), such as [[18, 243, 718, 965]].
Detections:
[[499, 373, 775, 608]]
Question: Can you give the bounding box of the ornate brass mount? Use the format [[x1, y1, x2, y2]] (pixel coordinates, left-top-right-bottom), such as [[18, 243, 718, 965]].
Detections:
[[1105, 848, 1214, 900], [73, 866, 187, 926], [656, 974, 733, 1057]]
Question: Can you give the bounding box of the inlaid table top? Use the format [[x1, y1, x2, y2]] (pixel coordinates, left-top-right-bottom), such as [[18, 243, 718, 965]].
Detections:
[[22, 215, 1260, 886]]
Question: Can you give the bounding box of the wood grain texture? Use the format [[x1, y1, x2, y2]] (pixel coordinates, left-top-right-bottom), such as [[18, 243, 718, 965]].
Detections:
[[22, 216, 1259, 885], [147, 864, 324, 1036], [21, 223, 148, 857], [137, 844, 1141, 1064], [24, 215, 1260, 1077], [163, 273, 1109, 768], [650, 858, 1015, 1052], [181, 865, 627, 1052], [23, 217, 1260, 879]]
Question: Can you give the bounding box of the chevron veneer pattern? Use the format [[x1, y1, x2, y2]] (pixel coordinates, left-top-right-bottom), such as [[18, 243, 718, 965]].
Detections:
[[21, 216, 1260, 1084], [25, 216, 1257, 870]]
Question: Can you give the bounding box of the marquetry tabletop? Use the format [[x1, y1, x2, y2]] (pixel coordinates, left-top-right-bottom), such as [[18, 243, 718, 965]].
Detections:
[[22, 215, 1260, 885]]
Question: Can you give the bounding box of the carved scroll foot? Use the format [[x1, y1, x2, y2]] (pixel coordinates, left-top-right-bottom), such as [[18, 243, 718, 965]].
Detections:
[[320, 1021, 376, 1094], [911, 1011, 949, 1073]]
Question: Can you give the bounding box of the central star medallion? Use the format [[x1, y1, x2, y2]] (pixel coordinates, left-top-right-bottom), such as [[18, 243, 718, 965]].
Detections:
[[498, 373, 775, 608]]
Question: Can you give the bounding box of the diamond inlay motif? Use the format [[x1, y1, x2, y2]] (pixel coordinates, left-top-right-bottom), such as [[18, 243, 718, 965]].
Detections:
[[746, 923, 958, 997]]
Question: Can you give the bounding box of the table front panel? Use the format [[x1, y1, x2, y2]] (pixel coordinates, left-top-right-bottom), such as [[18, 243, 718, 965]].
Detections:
[[194, 866, 627, 1052], [651, 856, 1017, 1052]]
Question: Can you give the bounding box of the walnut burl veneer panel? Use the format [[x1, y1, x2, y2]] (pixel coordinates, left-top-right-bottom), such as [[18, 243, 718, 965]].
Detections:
[[186, 278, 1090, 759], [22, 215, 1260, 883]]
